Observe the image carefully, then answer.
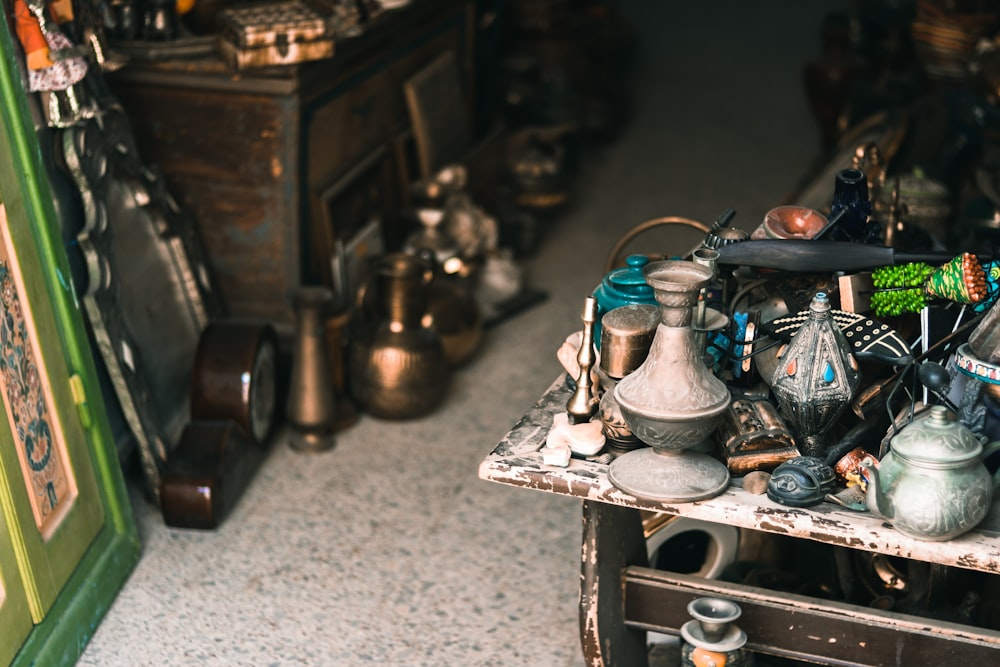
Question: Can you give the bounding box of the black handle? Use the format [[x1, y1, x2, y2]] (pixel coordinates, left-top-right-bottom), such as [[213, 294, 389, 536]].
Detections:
[[715, 240, 968, 272]]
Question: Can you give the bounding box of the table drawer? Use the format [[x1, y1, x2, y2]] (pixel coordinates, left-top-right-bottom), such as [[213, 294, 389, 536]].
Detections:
[[624, 567, 1000, 666]]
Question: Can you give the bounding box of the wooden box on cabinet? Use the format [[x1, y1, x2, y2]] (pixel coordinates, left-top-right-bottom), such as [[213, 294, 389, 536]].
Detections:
[[0, 20, 140, 667], [108, 0, 475, 338]]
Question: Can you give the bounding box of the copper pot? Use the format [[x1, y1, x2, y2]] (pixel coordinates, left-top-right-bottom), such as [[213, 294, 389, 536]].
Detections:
[[349, 253, 449, 419]]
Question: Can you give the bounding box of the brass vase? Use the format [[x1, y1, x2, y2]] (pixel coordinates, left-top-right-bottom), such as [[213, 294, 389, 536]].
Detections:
[[349, 253, 449, 419], [286, 286, 338, 452]]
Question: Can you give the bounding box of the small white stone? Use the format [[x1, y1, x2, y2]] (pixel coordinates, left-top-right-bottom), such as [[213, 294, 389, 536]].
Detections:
[[541, 444, 572, 467]]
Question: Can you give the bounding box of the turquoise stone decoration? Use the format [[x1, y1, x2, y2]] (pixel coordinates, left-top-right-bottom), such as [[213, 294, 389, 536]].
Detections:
[[769, 293, 861, 458]]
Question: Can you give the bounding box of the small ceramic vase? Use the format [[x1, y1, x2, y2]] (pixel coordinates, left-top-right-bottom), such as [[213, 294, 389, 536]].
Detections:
[[828, 167, 874, 242], [680, 597, 754, 667], [424, 268, 483, 368], [286, 287, 338, 452]]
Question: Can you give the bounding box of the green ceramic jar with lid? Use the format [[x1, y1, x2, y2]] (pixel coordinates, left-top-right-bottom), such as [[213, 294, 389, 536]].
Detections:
[[591, 254, 657, 349]]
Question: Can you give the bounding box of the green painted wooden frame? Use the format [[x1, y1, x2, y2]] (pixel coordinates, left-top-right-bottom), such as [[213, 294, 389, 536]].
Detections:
[[0, 13, 140, 667]]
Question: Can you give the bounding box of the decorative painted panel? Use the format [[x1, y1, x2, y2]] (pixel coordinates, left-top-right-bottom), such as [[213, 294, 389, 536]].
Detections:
[[0, 201, 102, 622], [0, 221, 77, 540]]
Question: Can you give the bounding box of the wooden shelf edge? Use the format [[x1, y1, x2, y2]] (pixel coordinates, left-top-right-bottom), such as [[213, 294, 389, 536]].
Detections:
[[480, 375, 1000, 575]]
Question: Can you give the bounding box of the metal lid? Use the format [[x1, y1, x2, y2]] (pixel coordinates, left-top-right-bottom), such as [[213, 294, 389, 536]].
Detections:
[[890, 405, 984, 465], [599, 304, 659, 378], [604, 254, 654, 297]]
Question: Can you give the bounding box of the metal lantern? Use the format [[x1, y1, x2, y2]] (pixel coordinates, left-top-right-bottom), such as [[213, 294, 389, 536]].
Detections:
[[770, 292, 861, 457]]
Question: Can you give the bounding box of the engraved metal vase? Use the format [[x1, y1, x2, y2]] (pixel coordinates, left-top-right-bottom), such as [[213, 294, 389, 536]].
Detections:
[[608, 260, 732, 502], [348, 253, 449, 419]]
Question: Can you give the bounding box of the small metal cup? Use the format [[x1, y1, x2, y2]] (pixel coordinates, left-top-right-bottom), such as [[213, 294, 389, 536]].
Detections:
[[599, 304, 659, 380], [687, 597, 742, 643]]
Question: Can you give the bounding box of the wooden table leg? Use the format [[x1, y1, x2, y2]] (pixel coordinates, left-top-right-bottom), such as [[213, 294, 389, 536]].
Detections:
[[580, 500, 650, 667]]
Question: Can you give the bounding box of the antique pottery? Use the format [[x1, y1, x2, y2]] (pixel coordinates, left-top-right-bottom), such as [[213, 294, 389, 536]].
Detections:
[[591, 254, 658, 348], [597, 304, 658, 455], [769, 292, 861, 458], [969, 298, 1000, 364], [765, 456, 836, 508], [828, 167, 876, 242], [752, 205, 829, 240]]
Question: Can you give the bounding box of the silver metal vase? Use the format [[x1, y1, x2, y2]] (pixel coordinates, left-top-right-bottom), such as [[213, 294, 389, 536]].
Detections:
[[608, 259, 732, 502]]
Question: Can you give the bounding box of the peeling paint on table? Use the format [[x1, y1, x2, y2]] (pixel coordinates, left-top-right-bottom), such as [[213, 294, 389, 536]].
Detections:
[[480, 375, 1000, 575]]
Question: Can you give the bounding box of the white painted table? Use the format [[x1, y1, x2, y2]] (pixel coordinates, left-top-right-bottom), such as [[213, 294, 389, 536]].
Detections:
[[479, 375, 1000, 666]]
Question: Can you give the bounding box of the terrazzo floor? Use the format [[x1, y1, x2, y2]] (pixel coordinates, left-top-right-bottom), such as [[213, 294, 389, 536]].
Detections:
[[78, 2, 844, 665]]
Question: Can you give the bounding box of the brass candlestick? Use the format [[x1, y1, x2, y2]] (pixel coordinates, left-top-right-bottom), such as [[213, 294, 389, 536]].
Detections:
[[566, 295, 599, 424]]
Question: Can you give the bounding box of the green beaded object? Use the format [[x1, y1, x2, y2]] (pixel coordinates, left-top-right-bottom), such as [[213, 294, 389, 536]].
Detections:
[[869, 255, 989, 317], [870, 262, 934, 316]]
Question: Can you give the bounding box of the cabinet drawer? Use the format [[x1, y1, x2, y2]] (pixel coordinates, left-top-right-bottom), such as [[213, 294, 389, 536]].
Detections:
[[624, 567, 1000, 665], [305, 72, 386, 203]]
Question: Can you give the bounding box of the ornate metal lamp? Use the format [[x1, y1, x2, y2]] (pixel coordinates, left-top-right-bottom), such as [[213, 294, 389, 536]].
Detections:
[[769, 292, 861, 457]]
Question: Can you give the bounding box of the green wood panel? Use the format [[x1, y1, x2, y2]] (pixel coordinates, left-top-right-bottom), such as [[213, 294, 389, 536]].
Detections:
[[0, 8, 139, 667], [0, 192, 104, 621], [0, 502, 31, 667]]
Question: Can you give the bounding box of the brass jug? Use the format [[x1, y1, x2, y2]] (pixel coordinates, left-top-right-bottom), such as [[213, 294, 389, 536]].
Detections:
[[349, 253, 449, 419]]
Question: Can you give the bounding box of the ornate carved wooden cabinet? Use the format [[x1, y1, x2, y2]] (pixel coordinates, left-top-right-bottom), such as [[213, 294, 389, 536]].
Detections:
[[0, 17, 140, 667], [108, 1, 476, 337]]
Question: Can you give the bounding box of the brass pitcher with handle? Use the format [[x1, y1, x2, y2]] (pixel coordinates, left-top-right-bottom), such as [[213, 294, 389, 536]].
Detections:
[[349, 252, 449, 419]]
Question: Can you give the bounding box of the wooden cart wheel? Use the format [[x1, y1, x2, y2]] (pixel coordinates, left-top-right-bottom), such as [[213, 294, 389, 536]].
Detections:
[[603, 215, 711, 274]]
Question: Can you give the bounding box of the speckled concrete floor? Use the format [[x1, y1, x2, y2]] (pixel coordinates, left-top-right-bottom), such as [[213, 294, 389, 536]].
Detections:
[[78, 2, 842, 665]]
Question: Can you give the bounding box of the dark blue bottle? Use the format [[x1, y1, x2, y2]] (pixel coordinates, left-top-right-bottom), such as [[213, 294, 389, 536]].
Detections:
[[829, 168, 875, 243]]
